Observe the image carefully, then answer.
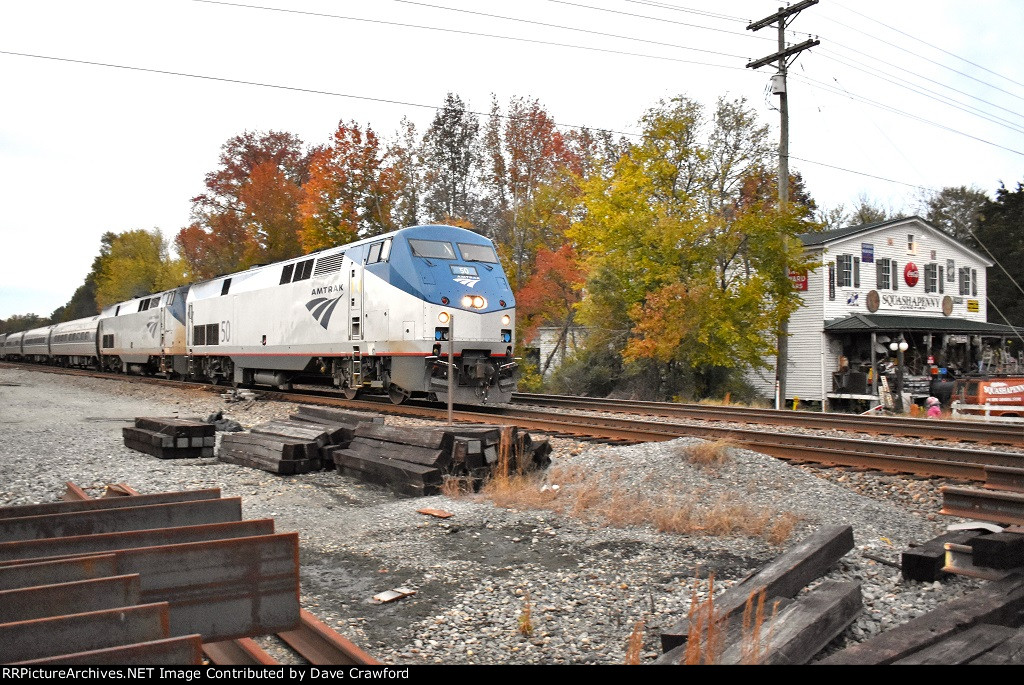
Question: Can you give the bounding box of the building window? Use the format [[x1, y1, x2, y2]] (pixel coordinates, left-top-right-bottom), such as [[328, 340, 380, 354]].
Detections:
[[959, 267, 970, 295], [924, 264, 938, 293], [876, 258, 897, 290], [837, 254, 858, 287], [907, 234, 917, 254]]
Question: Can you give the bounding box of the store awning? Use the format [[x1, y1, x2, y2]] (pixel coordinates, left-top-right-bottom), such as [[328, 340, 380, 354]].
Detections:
[[824, 314, 1020, 336]]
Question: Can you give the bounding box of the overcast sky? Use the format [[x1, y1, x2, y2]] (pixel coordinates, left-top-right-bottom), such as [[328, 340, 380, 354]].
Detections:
[[1, 0, 1022, 319]]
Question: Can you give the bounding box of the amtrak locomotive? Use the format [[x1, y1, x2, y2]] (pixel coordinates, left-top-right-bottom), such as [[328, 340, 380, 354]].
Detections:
[[1, 225, 519, 404]]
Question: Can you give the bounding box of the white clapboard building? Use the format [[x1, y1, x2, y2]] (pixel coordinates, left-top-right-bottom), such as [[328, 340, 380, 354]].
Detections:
[[747, 216, 1020, 409]]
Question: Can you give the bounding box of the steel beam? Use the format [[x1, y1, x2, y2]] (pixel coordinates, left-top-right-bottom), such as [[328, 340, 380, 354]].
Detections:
[[278, 609, 380, 665], [0, 497, 243, 543], [0, 519, 275, 564], [942, 486, 1024, 526], [16, 635, 204, 666], [0, 488, 221, 520], [0, 573, 141, 623], [0, 554, 118, 590], [0, 602, 170, 664], [202, 638, 280, 665]]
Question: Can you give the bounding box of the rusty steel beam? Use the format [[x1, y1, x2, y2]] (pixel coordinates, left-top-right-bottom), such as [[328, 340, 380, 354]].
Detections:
[[0, 497, 243, 543], [942, 487, 1024, 526], [986, 466, 1024, 493], [62, 482, 91, 502], [0, 573, 141, 623], [0, 488, 221, 520], [0, 554, 118, 590], [0, 519, 275, 564], [277, 609, 379, 665], [0, 601, 171, 664], [202, 638, 280, 665], [120, 533, 300, 642], [16, 635, 204, 666]]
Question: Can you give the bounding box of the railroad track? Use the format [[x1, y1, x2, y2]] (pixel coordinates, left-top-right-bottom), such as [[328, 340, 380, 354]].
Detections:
[[5, 361, 1024, 484], [511, 392, 1024, 446]]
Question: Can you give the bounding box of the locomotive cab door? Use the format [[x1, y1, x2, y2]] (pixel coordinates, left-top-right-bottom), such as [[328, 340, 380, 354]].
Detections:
[[348, 259, 363, 341]]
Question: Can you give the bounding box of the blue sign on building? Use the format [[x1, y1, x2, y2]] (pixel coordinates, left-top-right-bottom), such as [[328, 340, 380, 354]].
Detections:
[[861, 243, 874, 263]]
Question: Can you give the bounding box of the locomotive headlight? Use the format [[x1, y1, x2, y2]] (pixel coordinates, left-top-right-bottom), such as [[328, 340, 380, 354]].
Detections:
[[461, 295, 473, 308], [501, 314, 511, 326], [438, 311, 450, 324], [472, 295, 485, 309]]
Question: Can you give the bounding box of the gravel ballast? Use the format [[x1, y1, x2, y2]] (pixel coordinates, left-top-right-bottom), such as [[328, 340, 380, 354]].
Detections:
[[0, 366, 986, 664]]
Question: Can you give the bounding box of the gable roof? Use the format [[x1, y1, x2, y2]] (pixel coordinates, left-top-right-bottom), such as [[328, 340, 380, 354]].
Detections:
[[798, 216, 992, 266]]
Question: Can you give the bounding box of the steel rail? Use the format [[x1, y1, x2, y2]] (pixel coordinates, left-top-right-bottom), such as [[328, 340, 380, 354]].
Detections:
[[512, 392, 1024, 446], [941, 486, 1024, 526], [8, 362, 1024, 483]]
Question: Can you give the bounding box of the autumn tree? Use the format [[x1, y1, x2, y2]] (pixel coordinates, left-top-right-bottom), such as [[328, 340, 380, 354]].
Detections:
[[420, 93, 479, 224], [95, 229, 187, 308], [299, 120, 401, 251], [516, 244, 586, 376], [177, 130, 309, 279], [568, 94, 813, 398], [390, 117, 420, 228], [480, 96, 581, 289]]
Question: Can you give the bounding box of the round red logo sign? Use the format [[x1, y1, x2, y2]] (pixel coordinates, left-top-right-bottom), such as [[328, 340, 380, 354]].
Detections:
[[904, 262, 919, 287]]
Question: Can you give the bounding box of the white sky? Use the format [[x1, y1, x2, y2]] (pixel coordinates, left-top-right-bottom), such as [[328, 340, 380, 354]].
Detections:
[[1, 0, 1022, 319]]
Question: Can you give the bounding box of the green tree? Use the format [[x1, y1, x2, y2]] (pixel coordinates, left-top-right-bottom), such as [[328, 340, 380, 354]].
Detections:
[[976, 182, 1024, 326], [922, 185, 988, 244], [421, 93, 479, 224], [95, 230, 186, 308]]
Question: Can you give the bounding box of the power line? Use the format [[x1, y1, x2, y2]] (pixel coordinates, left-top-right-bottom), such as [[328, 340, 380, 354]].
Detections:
[[817, 50, 1024, 136], [193, 0, 747, 72], [789, 156, 934, 191], [0, 49, 642, 138], [624, 0, 750, 24], [547, 0, 776, 44], [833, 0, 1024, 91], [392, 0, 749, 60], [792, 73, 1024, 158], [814, 9, 1024, 104], [819, 42, 1024, 123]]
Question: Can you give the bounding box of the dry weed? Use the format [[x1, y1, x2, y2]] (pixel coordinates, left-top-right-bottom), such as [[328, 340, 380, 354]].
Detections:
[[518, 591, 534, 637], [440, 475, 474, 498], [683, 574, 724, 665], [679, 439, 735, 468], [624, 620, 645, 665]]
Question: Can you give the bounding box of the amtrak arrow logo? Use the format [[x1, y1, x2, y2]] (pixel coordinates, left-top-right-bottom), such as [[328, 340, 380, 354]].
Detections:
[[306, 295, 343, 329], [453, 276, 480, 288], [146, 318, 158, 337]]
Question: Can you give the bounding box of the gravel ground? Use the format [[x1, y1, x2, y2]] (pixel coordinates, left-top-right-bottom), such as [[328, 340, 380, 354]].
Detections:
[[0, 365, 987, 664]]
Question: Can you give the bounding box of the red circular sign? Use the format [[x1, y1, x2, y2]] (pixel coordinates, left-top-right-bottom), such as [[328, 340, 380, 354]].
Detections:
[[904, 262, 919, 287]]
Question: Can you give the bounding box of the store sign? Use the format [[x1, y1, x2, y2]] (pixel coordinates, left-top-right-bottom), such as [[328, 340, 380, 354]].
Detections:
[[904, 262, 919, 287], [788, 269, 808, 291], [881, 293, 941, 311], [968, 299, 980, 312], [861, 243, 874, 263]]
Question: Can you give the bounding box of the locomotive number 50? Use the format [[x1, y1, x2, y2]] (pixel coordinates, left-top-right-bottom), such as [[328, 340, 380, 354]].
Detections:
[[221, 321, 231, 343]]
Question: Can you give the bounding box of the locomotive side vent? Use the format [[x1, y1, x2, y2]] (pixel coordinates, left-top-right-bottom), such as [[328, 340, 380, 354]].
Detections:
[[313, 252, 346, 276]]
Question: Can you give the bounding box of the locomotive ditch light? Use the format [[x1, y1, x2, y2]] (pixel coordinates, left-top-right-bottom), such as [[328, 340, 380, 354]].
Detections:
[[501, 314, 511, 326], [438, 311, 450, 324]]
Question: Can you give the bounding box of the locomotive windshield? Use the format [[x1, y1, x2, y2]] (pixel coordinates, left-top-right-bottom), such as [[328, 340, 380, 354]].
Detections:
[[458, 243, 498, 263], [409, 239, 456, 260]]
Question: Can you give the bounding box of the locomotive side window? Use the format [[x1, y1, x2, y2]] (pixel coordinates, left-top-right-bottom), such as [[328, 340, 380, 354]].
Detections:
[[221, 278, 232, 296], [458, 243, 499, 263], [380, 238, 392, 262], [367, 242, 382, 264], [193, 325, 206, 346], [294, 259, 314, 282], [409, 239, 456, 260], [280, 264, 294, 284]]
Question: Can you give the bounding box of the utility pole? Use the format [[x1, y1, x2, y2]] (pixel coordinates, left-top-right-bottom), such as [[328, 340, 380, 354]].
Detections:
[[746, 1, 819, 409]]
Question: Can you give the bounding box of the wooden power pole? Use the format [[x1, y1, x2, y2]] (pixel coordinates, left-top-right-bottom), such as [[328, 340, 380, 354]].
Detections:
[[746, 1, 819, 409]]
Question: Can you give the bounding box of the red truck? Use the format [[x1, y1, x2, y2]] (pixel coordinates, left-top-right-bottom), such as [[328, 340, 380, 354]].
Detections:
[[952, 376, 1024, 417]]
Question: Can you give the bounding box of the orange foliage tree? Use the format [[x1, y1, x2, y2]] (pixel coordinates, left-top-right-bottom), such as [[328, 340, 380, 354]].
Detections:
[[515, 244, 587, 375]]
